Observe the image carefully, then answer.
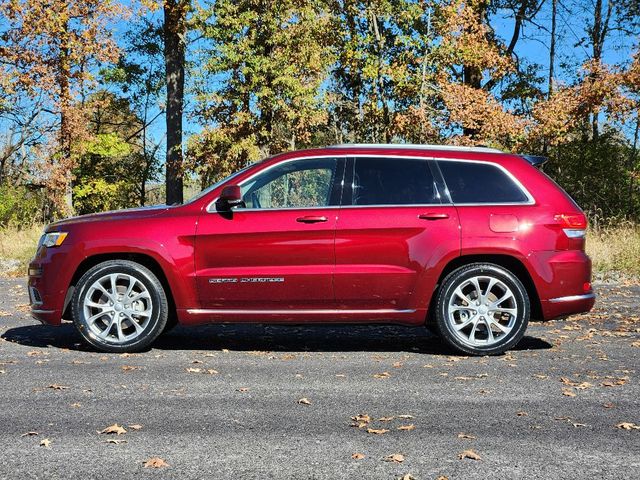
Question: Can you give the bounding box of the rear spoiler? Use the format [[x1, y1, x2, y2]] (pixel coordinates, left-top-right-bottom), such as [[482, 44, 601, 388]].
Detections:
[[520, 155, 548, 168]]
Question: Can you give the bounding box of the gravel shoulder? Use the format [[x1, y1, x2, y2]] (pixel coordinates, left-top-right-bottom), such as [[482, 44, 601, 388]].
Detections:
[[0, 277, 639, 479]]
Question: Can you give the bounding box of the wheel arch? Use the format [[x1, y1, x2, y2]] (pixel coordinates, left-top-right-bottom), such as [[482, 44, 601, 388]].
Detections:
[[63, 253, 177, 322], [427, 254, 543, 323]]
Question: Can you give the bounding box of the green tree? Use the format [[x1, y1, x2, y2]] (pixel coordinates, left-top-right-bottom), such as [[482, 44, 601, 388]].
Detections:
[[189, 0, 333, 185]]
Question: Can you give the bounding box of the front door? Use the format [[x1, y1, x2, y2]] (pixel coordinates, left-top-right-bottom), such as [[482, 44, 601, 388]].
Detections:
[[195, 157, 344, 310], [334, 156, 460, 316]]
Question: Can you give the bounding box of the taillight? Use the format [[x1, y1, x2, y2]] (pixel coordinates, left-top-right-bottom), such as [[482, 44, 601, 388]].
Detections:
[[554, 213, 587, 239]]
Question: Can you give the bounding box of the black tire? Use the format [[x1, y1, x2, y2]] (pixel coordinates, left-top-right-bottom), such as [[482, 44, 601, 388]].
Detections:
[[162, 314, 179, 334], [435, 263, 530, 356], [71, 260, 168, 353]]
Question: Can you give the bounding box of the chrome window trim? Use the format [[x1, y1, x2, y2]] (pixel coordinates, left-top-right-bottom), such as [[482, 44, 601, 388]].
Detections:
[[205, 153, 535, 213]]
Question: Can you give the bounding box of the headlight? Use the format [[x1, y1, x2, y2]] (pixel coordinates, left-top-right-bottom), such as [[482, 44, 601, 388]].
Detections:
[[40, 232, 68, 248]]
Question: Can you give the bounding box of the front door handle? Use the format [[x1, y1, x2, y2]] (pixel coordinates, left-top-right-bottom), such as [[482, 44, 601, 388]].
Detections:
[[296, 215, 328, 223], [418, 212, 450, 220]]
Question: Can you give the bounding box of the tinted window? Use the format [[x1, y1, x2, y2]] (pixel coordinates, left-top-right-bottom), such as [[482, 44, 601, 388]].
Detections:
[[351, 157, 440, 205], [438, 161, 528, 204], [240, 158, 338, 209]]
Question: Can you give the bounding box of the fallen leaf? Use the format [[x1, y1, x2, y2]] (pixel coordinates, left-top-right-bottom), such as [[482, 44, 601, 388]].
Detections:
[[616, 422, 640, 430], [121, 365, 140, 372], [99, 424, 127, 435], [128, 424, 143, 430], [572, 422, 587, 428], [40, 438, 51, 448], [206, 369, 219, 375], [185, 368, 201, 373], [367, 428, 389, 435], [373, 372, 390, 379], [383, 453, 405, 463], [392, 362, 403, 368], [396, 414, 414, 419], [21, 431, 38, 437], [397, 424, 416, 431], [458, 449, 481, 461], [236, 387, 249, 392], [562, 389, 577, 397], [516, 411, 528, 417], [297, 397, 312, 405], [378, 416, 394, 422], [351, 414, 371, 424], [400, 475, 417, 480], [70, 403, 81, 408], [105, 439, 127, 445], [351, 453, 365, 460], [48, 384, 69, 390], [457, 433, 476, 440], [143, 457, 169, 468], [603, 402, 615, 409]]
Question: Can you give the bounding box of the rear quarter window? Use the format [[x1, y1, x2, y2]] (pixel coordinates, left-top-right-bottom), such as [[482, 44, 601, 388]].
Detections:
[[438, 160, 529, 204]]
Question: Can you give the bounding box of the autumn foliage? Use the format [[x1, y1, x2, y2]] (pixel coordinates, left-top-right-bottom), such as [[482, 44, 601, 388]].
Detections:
[[0, 0, 639, 221]]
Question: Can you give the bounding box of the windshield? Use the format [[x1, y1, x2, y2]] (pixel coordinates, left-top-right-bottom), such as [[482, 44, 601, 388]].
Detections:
[[185, 164, 256, 204]]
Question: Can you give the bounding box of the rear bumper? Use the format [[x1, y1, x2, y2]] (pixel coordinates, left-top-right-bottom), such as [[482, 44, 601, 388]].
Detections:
[[528, 249, 595, 320], [542, 292, 596, 320]]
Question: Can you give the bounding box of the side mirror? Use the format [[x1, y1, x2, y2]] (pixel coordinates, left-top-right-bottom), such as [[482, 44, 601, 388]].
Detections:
[[216, 185, 244, 210]]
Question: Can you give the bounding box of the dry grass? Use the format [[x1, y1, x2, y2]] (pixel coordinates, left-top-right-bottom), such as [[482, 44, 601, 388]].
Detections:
[[0, 224, 42, 276], [0, 222, 639, 279], [587, 223, 640, 278]]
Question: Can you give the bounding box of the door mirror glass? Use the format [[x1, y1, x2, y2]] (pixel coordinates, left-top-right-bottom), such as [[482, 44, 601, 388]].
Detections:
[[217, 185, 245, 210]]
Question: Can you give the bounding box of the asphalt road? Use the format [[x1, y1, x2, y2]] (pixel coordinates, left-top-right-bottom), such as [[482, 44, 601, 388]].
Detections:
[[0, 276, 638, 479]]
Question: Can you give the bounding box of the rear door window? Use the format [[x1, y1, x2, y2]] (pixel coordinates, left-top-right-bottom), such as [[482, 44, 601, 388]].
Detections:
[[437, 160, 529, 204], [350, 157, 441, 205]]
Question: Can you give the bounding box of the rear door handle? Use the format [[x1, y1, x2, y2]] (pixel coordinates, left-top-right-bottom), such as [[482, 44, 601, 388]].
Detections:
[[296, 215, 328, 223], [418, 212, 450, 220]]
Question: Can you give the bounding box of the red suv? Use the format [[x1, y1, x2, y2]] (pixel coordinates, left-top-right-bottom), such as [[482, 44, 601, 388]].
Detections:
[[28, 145, 595, 355]]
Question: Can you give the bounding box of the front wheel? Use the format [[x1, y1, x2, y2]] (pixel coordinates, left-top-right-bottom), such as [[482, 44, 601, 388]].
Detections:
[[435, 263, 530, 356], [71, 260, 169, 353]]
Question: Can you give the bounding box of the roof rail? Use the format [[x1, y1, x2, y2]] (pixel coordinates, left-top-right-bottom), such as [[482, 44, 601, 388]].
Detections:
[[327, 143, 504, 154], [520, 155, 548, 168]]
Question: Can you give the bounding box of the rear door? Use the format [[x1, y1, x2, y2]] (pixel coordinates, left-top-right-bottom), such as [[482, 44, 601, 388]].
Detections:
[[334, 156, 460, 315], [195, 156, 344, 310]]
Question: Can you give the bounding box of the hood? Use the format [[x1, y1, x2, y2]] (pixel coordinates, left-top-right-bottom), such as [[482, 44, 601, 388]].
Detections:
[[47, 204, 171, 231]]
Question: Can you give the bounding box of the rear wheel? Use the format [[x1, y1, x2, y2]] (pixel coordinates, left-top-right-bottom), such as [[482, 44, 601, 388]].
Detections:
[[435, 263, 529, 355], [71, 260, 168, 353]]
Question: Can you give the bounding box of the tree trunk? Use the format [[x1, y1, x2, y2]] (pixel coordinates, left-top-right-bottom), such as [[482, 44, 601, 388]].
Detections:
[[371, 11, 390, 143], [163, 0, 187, 205], [548, 0, 556, 97], [462, 0, 487, 139], [58, 20, 73, 214]]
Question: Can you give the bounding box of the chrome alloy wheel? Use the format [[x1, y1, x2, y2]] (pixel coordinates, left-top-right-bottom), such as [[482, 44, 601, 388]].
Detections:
[[82, 273, 153, 344], [446, 275, 518, 347]]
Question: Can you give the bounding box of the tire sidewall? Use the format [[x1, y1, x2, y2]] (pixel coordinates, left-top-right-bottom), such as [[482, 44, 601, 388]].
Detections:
[[436, 264, 530, 356], [72, 261, 168, 353]]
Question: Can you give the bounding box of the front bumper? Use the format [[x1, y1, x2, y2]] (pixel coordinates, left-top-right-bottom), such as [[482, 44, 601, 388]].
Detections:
[[28, 244, 77, 326]]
